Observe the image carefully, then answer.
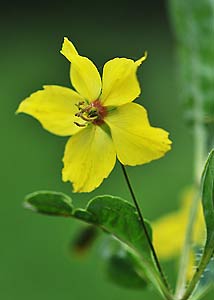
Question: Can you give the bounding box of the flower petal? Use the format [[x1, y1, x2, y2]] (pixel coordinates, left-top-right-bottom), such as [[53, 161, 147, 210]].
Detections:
[[62, 125, 116, 192], [100, 54, 147, 107], [152, 188, 205, 263], [153, 217, 196, 281], [152, 208, 186, 259], [17, 85, 84, 136], [60, 37, 79, 61], [105, 103, 172, 165], [61, 37, 102, 101]]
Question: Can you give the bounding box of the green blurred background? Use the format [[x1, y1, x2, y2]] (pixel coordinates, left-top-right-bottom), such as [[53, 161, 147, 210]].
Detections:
[[1, 0, 207, 299]]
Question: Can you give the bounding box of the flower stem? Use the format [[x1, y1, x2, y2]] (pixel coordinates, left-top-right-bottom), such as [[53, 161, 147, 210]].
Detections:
[[120, 163, 171, 292], [175, 69, 207, 298], [175, 189, 201, 299], [181, 239, 214, 300]]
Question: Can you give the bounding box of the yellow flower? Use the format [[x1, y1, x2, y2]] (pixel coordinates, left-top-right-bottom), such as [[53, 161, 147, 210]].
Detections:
[[17, 37, 172, 192], [152, 188, 206, 278]]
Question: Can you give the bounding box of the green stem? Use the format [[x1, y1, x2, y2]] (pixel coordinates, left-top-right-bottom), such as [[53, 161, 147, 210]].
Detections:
[[175, 64, 207, 298], [175, 190, 200, 299], [120, 164, 171, 295], [181, 240, 214, 300]]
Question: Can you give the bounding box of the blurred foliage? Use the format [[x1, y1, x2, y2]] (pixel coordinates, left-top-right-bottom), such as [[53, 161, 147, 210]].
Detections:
[[104, 241, 148, 290], [169, 0, 214, 144]]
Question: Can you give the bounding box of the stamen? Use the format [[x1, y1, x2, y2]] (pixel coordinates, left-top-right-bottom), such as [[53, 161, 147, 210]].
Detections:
[[75, 111, 97, 121], [74, 121, 87, 127], [74, 100, 107, 127], [81, 114, 97, 121], [75, 101, 85, 110]]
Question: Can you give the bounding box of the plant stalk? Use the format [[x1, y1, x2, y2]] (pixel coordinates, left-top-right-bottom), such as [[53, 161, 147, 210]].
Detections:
[[175, 65, 207, 299], [175, 190, 201, 299], [181, 239, 214, 300], [120, 164, 171, 294]]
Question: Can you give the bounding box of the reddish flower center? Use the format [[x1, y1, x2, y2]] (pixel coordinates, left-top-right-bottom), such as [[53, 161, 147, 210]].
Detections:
[[90, 100, 107, 125], [74, 99, 107, 127]]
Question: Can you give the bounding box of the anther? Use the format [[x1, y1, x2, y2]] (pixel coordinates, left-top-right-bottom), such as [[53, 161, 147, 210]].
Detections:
[[74, 121, 87, 127], [81, 114, 97, 122]]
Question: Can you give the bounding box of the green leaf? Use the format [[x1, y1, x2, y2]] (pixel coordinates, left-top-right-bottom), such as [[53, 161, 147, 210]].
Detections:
[[24, 191, 73, 216], [73, 196, 166, 295], [195, 149, 214, 290], [74, 208, 97, 223], [24, 192, 152, 263], [201, 149, 214, 240], [24, 192, 168, 297], [24, 193, 152, 263], [74, 195, 152, 262], [191, 247, 214, 300], [182, 150, 214, 300], [105, 244, 148, 289]]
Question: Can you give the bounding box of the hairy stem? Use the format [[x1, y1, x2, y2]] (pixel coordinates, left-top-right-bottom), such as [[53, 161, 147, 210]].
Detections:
[[181, 239, 214, 300], [175, 64, 207, 299], [175, 190, 201, 299]]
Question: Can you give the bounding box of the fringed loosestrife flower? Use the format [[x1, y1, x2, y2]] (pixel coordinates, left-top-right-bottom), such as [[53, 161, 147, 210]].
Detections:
[[152, 188, 205, 279], [17, 38, 171, 192]]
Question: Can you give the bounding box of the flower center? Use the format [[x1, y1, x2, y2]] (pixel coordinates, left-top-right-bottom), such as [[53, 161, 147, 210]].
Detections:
[[74, 100, 107, 127]]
